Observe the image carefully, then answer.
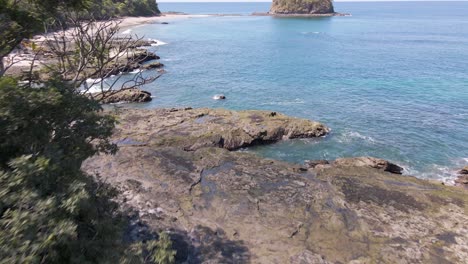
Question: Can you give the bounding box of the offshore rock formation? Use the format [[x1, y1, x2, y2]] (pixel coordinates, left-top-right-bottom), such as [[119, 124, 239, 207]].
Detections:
[[83, 108, 468, 263], [270, 0, 334, 15]]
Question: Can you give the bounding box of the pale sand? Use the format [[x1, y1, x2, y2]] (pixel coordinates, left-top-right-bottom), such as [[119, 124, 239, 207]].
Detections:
[[117, 14, 212, 29]]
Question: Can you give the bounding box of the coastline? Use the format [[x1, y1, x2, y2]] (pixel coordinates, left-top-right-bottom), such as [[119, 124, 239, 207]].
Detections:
[[117, 13, 213, 29]]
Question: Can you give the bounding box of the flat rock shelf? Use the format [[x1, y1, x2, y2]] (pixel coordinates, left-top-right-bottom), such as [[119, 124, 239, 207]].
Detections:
[[83, 107, 468, 263]]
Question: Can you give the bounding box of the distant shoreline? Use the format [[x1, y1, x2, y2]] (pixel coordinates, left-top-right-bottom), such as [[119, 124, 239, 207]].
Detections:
[[118, 11, 351, 29], [118, 13, 213, 29], [253, 12, 351, 17]]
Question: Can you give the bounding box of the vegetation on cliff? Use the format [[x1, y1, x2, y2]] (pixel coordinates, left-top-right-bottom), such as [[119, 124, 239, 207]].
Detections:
[[0, 0, 175, 263], [88, 0, 161, 19], [270, 0, 334, 14]]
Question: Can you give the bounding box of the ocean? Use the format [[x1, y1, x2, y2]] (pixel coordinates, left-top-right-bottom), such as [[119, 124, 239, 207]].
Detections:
[[124, 1, 468, 182]]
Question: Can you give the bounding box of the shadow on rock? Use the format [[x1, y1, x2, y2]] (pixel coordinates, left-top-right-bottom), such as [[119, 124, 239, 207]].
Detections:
[[124, 215, 250, 263]]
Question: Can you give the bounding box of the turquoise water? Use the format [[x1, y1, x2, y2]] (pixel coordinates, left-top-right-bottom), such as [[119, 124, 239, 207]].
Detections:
[[127, 2, 468, 182]]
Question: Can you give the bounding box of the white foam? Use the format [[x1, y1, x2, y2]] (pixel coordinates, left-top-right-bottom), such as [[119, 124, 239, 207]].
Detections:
[[120, 29, 132, 35], [86, 78, 102, 83], [149, 38, 168, 46], [129, 69, 142, 74], [337, 131, 376, 144]]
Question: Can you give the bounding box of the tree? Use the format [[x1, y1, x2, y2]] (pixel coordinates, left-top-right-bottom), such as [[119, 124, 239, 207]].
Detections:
[[0, 1, 175, 263]]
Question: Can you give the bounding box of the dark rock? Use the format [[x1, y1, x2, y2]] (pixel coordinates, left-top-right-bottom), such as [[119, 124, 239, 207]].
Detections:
[[213, 94, 226, 100], [161, 22, 169, 25], [333, 157, 403, 174], [455, 175, 468, 190], [142, 61, 164, 70], [459, 166, 468, 175], [305, 159, 329, 168], [91, 88, 152, 104], [113, 38, 158, 48], [103, 62, 140, 77], [130, 50, 160, 64]]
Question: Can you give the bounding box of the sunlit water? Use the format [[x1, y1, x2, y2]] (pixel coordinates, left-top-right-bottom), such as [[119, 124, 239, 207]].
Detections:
[[119, 2, 468, 182]]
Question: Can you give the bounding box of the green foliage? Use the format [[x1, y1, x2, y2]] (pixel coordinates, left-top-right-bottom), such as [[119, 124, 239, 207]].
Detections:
[[0, 0, 174, 262], [123, 233, 176, 264], [0, 0, 160, 68], [271, 0, 334, 14], [0, 0, 89, 58], [0, 78, 120, 263], [0, 78, 175, 263], [149, 233, 177, 264], [87, 0, 161, 19]]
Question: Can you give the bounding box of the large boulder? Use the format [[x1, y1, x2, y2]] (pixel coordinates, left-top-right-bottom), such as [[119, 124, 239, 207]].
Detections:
[[270, 0, 334, 15], [91, 88, 152, 104], [333, 156, 404, 174]]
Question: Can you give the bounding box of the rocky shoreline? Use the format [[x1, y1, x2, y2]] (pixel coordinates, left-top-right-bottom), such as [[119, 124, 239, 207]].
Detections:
[[83, 107, 468, 263]]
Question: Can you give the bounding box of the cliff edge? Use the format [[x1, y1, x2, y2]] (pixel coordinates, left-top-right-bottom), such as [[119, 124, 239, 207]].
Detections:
[[270, 0, 334, 15]]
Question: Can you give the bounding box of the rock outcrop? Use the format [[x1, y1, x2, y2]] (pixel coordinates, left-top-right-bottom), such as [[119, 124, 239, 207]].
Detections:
[[456, 166, 468, 189], [460, 166, 468, 175], [83, 108, 468, 263], [333, 157, 404, 174], [270, 0, 334, 15], [110, 108, 329, 151], [306, 157, 403, 174], [91, 88, 152, 104]]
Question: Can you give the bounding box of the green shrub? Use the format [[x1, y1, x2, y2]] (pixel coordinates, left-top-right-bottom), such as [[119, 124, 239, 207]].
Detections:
[[0, 78, 175, 263]]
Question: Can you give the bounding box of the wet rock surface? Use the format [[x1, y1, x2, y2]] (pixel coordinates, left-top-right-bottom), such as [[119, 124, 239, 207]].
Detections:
[[110, 107, 329, 151], [91, 88, 152, 104], [83, 107, 468, 263], [333, 156, 404, 174]]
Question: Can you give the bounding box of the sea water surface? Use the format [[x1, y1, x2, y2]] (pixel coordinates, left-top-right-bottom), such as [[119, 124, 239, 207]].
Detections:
[[124, 2, 468, 182]]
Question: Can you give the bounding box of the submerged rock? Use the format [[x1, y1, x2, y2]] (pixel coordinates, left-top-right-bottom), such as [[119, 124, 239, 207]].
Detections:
[[270, 0, 334, 15], [83, 108, 468, 263], [142, 61, 164, 70], [91, 88, 152, 104]]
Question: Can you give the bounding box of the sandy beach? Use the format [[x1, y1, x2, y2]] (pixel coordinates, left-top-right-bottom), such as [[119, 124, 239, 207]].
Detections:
[[118, 13, 212, 29], [2, 13, 210, 76]]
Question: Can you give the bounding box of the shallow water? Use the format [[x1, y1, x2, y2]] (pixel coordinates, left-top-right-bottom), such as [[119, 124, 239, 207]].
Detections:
[[123, 2, 468, 182]]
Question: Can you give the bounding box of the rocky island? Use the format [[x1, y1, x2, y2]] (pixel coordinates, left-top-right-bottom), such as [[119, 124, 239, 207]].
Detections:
[[83, 107, 468, 263], [270, 0, 337, 16]]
